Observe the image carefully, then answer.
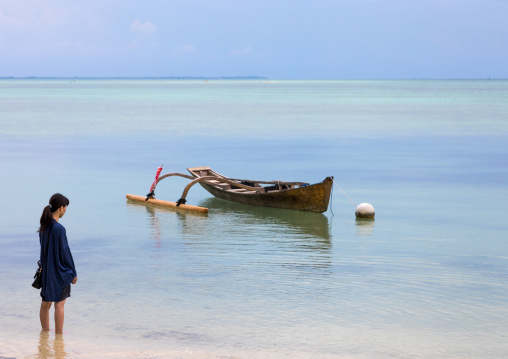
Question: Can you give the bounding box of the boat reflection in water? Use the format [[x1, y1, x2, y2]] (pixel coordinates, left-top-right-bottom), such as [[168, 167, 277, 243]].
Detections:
[[199, 197, 331, 241], [183, 197, 333, 278], [127, 196, 334, 282], [127, 196, 331, 245]]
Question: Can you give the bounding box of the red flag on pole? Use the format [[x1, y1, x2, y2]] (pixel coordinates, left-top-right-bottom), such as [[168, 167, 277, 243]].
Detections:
[[150, 164, 163, 193], [146, 165, 163, 200]]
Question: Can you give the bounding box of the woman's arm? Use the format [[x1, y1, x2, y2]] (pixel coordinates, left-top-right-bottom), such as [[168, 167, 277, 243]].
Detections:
[[57, 227, 78, 280]]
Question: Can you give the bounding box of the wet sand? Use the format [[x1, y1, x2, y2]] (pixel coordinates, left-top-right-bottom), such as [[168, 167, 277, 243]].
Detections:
[[1, 331, 347, 359]]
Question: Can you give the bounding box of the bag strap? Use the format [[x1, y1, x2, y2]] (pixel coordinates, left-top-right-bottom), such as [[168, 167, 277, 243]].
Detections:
[[40, 223, 55, 267]]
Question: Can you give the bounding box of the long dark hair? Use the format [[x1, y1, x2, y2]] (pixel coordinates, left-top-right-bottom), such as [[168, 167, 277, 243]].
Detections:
[[38, 193, 70, 233]]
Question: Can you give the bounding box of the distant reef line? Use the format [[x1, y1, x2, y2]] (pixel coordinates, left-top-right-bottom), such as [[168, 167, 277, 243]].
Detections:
[[0, 76, 267, 80], [2, 77, 506, 81]]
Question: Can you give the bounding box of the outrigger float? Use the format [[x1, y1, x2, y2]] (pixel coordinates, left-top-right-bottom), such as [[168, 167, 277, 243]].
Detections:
[[126, 166, 334, 214]]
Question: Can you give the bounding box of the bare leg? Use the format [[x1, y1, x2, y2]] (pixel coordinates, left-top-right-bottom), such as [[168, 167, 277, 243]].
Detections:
[[54, 300, 66, 334], [40, 301, 52, 331]]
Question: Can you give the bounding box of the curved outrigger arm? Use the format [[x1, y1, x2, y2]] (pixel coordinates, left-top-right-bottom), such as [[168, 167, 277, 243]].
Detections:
[[146, 172, 196, 200], [157, 172, 195, 183], [175, 175, 265, 206]]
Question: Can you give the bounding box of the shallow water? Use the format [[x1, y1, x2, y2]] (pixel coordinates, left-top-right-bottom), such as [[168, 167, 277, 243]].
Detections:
[[0, 80, 507, 358]]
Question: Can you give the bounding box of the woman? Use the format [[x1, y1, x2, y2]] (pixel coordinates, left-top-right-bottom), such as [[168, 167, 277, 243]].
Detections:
[[38, 193, 77, 334]]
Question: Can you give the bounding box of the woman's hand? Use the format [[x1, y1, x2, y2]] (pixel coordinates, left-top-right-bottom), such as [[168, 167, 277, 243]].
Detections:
[[71, 277, 78, 284]]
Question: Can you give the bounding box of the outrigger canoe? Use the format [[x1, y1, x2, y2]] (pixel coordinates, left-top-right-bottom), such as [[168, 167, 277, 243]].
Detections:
[[127, 166, 334, 213], [186, 167, 333, 213]]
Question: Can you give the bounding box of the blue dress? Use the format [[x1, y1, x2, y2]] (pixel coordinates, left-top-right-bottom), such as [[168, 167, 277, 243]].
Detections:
[[39, 219, 77, 302]]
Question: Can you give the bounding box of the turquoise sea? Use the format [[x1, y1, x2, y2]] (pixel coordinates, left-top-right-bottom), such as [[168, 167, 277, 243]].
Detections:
[[0, 80, 507, 358]]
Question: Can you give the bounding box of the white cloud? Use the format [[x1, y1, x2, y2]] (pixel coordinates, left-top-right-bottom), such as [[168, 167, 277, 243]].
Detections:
[[174, 44, 196, 54], [228, 46, 253, 56], [127, 19, 158, 51], [130, 19, 156, 35], [0, 9, 24, 28]]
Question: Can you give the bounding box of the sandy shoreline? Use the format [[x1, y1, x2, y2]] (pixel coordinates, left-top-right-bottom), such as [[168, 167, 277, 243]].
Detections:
[[0, 334, 347, 359]]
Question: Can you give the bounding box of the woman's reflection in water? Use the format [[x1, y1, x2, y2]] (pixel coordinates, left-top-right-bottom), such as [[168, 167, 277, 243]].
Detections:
[[36, 330, 67, 358], [53, 334, 66, 359]]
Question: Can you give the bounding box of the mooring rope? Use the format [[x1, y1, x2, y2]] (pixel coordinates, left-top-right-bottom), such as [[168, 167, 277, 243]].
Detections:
[[332, 179, 357, 207]]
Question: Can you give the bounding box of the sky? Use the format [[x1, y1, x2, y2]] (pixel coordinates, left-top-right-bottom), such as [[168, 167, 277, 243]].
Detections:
[[0, 0, 507, 79]]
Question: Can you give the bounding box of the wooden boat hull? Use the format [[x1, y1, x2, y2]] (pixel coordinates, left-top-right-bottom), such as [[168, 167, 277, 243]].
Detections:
[[198, 177, 333, 213]]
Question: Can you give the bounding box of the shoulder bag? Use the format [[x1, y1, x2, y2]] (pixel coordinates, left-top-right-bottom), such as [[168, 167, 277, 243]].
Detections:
[[32, 224, 54, 289]]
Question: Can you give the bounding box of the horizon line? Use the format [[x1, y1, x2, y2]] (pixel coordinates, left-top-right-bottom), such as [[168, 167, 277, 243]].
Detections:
[[1, 76, 506, 81], [0, 76, 267, 80]]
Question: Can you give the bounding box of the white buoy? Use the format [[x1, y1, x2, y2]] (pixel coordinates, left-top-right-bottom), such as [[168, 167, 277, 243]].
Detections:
[[355, 203, 375, 219]]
